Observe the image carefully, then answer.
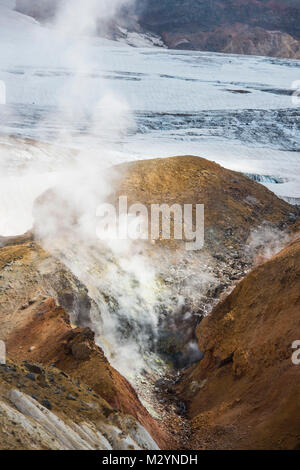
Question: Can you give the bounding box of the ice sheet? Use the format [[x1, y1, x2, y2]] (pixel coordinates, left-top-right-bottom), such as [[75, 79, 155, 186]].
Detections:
[[0, 4, 299, 236]]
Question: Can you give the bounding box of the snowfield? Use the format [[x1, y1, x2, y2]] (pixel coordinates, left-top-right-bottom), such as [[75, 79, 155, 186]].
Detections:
[[0, 1, 300, 235]]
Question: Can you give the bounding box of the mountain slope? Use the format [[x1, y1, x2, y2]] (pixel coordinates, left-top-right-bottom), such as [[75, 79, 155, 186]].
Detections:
[[0, 239, 170, 449], [114, 156, 298, 253], [33, 156, 299, 371], [0, 156, 299, 449], [15, 0, 300, 57], [138, 0, 300, 58], [178, 236, 300, 450]]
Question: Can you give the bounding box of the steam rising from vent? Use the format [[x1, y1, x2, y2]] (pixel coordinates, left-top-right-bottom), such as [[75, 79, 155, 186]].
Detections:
[[26, 0, 216, 380], [36, 233, 217, 378], [32, 0, 136, 146], [246, 224, 290, 264], [31, 0, 137, 247], [0, 0, 218, 381]]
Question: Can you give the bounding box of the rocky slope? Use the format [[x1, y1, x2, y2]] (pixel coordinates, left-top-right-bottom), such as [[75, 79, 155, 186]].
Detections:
[[34, 156, 299, 370], [114, 156, 299, 366], [138, 0, 300, 58], [0, 239, 170, 449], [15, 0, 300, 58], [115, 156, 297, 254], [0, 359, 158, 450], [178, 236, 300, 450], [0, 155, 299, 450], [14, 0, 164, 48], [161, 24, 300, 59]]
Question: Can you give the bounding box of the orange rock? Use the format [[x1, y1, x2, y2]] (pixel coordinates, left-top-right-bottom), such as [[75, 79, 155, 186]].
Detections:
[[179, 237, 300, 450]]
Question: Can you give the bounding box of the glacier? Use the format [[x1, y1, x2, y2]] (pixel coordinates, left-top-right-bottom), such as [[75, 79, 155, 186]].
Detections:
[[0, 1, 300, 235]]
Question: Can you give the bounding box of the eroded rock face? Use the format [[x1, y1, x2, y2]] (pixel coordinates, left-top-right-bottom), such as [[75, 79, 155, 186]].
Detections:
[[162, 24, 300, 59], [138, 0, 300, 58], [0, 241, 95, 339], [115, 156, 298, 254], [15, 0, 300, 58], [33, 156, 299, 369], [0, 360, 158, 450], [0, 156, 299, 449], [178, 237, 300, 450], [0, 242, 171, 449], [139, 0, 300, 38]]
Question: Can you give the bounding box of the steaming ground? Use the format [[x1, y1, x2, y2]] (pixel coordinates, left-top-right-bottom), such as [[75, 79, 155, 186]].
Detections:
[[1, 4, 300, 236], [32, 231, 218, 378]]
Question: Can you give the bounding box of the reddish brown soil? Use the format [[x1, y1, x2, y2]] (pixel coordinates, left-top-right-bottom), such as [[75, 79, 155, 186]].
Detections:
[[0, 240, 175, 449], [179, 237, 300, 450], [114, 156, 297, 252], [6, 296, 174, 449], [2, 157, 300, 450]]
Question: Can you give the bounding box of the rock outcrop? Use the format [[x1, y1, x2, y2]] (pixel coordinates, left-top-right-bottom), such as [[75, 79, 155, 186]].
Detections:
[[1, 156, 299, 450], [0, 241, 171, 449], [16, 0, 300, 58], [138, 0, 300, 58], [33, 156, 299, 369], [178, 236, 300, 450], [0, 359, 158, 450], [115, 156, 298, 254], [162, 24, 300, 59]]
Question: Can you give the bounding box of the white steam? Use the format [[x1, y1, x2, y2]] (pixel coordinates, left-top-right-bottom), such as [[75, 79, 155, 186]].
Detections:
[[54, 0, 133, 36], [24, 0, 177, 380], [246, 224, 291, 264], [3, 0, 217, 381]]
